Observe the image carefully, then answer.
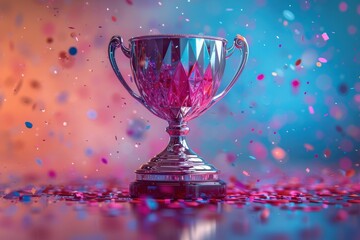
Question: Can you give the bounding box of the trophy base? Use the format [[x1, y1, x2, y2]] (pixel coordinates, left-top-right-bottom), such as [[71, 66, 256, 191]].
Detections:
[[130, 180, 226, 199]]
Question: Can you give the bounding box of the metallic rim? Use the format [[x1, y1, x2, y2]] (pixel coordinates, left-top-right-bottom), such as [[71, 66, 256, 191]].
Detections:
[[130, 34, 227, 43], [136, 173, 219, 182]]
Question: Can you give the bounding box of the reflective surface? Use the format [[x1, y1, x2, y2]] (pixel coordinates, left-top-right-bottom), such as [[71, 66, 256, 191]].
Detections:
[[1, 182, 359, 240]]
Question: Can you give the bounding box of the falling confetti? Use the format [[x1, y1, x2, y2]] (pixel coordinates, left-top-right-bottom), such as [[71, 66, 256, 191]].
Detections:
[[283, 10, 295, 21], [25, 121, 33, 128], [101, 158, 108, 164], [68, 46, 78, 56], [257, 74, 265, 80], [321, 32, 329, 41]]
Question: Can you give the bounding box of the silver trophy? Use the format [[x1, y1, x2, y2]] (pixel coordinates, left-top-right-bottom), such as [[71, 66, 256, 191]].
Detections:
[[109, 34, 248, 198]]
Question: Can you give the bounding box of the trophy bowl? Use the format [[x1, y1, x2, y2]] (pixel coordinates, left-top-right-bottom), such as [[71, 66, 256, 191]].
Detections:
[[109, 34, 248, 199]]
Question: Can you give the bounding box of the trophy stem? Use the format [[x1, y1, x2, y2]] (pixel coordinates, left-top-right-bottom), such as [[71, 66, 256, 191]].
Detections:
[[129, 120, 226, 199]]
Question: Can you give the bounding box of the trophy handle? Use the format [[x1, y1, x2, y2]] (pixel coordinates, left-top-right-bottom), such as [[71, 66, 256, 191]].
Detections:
[[108, 36, 146, 106], [210, 34, 249, 105]]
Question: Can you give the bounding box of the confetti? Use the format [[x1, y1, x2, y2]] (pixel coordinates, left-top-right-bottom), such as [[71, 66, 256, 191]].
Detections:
[[35, 158, 43, 166], [101, 158, 108, 164], [321, 32, 329, 41], [318, 57, 327, 63], [282, 10, 295, 21], [308, 106, 315, 114], [339, 2, 348, 12], [257, 74, 264, 80], [291, 79, 300, 88], [271, 147, 286, 161], [68, 46, 78, 56], [25, 121, 33, 128], [87, 109, 97, 119], [48, 170, 57, 178]]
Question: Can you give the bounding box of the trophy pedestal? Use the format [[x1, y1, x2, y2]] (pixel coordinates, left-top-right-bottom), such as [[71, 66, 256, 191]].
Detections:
[[130, 180, 226, 199]]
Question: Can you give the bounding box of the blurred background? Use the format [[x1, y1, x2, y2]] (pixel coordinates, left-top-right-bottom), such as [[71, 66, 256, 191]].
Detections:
[[0, 0, 359, 186]]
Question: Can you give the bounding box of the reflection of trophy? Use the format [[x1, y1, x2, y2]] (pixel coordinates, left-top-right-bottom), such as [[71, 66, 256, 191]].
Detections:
[[109, 34, 248, 199]]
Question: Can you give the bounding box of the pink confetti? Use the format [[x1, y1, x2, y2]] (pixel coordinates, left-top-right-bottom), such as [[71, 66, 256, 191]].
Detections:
[[304, 143, 314, 151], [306, 168, 310, 173], [308, 106, 315, 114], [260, 208, 270, 222], [48, 170, 57, 178], [242, 170, 250, 177], [339, 2, 348, 12], [257, 74, 264, 80], [348, 25, 357, 35], [321, 32, 329, 41], [318, 57, 327, 63], [292, 79, 300, 88], [101, 158, 108, 164], [271, 147, 286, 161], [125, 0, 133, 5]]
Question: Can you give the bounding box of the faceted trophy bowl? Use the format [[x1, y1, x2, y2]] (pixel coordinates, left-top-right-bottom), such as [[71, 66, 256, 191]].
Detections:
[[109, 34, 248, 199]]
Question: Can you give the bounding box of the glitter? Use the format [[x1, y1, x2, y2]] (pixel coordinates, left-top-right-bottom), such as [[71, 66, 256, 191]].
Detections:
[[242, 170, 250, 176], [316, 62, 322, 67], [318, 57, 327, 63], [257, 74, 265, 80], [249, 155, 256, 160], [25, 121, 33, 128], [321, 32, 329, 41], [101, 158, 108, 164], [339, 2, 348, 12], [68, 46, 77, 56], [111, 16, 117, 22], [306, 168, 310, 173], [63, 122, 68, 126], [283, 10, 295, 21], [308, 106, 315, 114], [295, 59, 302, 66]]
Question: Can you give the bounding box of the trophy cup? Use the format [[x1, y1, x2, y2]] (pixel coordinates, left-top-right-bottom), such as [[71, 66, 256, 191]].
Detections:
[[109, 34, 248, 199]]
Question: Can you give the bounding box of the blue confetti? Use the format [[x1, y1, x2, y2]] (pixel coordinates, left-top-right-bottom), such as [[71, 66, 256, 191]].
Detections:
[[145, 198, 158, 210], [68, 46, 78, 55], [57, 91, 69, 103], [87, 109, 97, 120], [249, 156, 256, 160], [35, 158, 43, 166], [85, 148, 94, 157], [25, 121, 33, 128], [283, 10, 295, 21]]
